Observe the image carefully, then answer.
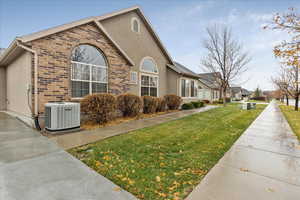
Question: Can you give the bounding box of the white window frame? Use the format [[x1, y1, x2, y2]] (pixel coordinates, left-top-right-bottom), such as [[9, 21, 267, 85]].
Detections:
[[140, 57, 159, 74], [131, 17, 140, 33], [140, 73, 159, 97], [71, 60, 108, 99], [130, 71, 138, 84], [179, 77, 198, 98]]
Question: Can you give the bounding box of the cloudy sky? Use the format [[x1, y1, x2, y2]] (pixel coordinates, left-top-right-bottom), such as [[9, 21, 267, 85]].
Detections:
[[0, 0, 299, 90]]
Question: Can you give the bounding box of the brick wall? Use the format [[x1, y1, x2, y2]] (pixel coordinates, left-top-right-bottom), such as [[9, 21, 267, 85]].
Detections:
[[26, 22, 131, 114]]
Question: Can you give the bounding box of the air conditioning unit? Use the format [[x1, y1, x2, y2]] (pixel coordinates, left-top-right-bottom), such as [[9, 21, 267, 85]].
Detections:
[[45, 102, 80, 132]]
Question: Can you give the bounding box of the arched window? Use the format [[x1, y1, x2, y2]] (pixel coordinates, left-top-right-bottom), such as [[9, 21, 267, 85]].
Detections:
[[131, 17, 140, 33], [140, 57, 158, 97], [71, 44, 108, 98], [140, 57, 158, 73]]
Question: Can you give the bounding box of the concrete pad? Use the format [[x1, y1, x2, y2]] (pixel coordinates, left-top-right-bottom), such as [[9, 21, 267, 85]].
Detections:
[[0, 136, 61, 164], [0, 151, 136, 200], [186, 164, 300, 200], [0, 130, 40, 143], [220, 145, 300, 186]]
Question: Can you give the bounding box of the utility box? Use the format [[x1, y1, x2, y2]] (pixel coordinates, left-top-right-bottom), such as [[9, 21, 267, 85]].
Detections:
[[242, 102, 251, 110], [45, 102, 80, 132]]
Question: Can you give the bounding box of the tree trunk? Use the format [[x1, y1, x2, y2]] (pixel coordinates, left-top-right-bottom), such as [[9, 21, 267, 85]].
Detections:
[[286, 94, 289, 106], [295, 95, 299, 111], [223, 88, 227, 107]]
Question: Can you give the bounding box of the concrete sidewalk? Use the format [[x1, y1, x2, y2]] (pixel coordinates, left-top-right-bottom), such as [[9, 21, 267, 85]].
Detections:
[[186, 101, 300, 200], [50, 105, 218, 150], [0, 112, 136, 200]]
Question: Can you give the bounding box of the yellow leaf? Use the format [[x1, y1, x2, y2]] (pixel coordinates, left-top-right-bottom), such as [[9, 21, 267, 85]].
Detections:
[[156, 176, 161, 182], [113, 187, 121, 191]]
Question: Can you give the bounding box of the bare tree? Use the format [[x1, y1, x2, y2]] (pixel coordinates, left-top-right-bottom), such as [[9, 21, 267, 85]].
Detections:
[[272, 65, 300, 110], [201, 25, 251, 106]]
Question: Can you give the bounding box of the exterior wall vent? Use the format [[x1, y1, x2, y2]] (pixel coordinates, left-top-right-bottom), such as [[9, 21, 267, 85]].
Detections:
[[45, 102, 80, 132]]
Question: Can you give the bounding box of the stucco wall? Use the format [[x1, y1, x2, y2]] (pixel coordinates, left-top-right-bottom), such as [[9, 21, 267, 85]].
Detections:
[[0, 67, 6, 110], [166, 68, 179, 95], [101, 11, 170, 97], [6, 52, 32, 117]]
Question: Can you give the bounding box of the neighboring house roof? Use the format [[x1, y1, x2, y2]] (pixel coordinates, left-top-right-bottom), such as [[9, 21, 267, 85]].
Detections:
[[167, 62, 200, 79], [0, 6, 174, 66], [198, 72, 221, 89], [241, 88, 251, 95], [231, 86, 242, 94]]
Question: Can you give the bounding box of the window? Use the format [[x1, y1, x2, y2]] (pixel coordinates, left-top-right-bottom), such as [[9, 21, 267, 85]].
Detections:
[[71, 44, 108, 98], [130, 71, 138, 84], [181, 79, 198, 98], [131, 18, 140, 33], [140, 57, 158, 73], [141, 74, 158, 97]]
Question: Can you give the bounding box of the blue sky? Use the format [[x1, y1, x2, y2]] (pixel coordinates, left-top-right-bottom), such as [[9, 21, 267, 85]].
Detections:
[[0, 0, 299, 90]]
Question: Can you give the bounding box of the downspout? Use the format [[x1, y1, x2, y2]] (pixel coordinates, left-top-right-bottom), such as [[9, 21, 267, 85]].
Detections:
[[16, 41, 40, 130]]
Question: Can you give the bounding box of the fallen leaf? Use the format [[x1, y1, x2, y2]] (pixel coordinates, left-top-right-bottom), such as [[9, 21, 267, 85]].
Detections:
[[113, 187, 121, 191], [156, 176, 161, 182], [240, 168, 250, 172], [267, 187, 275, 192]]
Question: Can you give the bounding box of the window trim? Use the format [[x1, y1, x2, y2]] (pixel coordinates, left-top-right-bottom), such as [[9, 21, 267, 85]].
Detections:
[[179, 77, 198, 99], [140, 56, 159, 74], [131, 17, 140, 33], [129, 71, 138, 85], [139, 73, 159, 97]]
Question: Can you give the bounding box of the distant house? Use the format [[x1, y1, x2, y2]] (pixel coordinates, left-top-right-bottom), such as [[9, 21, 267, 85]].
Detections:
[[0, 48, 5, 56], [198, 72, 221, 102], [230, 86, 242, 100]]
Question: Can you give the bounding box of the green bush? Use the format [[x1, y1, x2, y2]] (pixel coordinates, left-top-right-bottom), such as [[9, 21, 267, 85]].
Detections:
[[181, 103, 195, 110], [156, 98, 167, 112], [117, 93, 142, 117], [191, 101, 204, 108], [142, 96, 159, 114], [164, 94, 182, 110], [81, 93, 116, 124]]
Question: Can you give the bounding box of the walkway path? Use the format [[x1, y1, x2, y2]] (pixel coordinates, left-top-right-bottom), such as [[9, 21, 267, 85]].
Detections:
[[186, 101, 300, 200], [50, 105, 218, 149], [0, 112, 136, 200]]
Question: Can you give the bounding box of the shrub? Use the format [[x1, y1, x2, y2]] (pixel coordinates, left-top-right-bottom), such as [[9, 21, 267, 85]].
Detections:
[[164, 94, 182, 110], [156, 98, 167, 112], [143, 96, 159, 114], [182, 103, 195, 110], [191, 101, 204, 108], [250, 96, 266, 101], [117, 93, 142, 117], [81, 93, 116, 124], [202, 100, 210, 104]]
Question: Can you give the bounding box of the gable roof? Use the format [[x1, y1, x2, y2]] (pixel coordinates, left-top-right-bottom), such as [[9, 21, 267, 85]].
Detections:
[[168, 62, 200, 79], [1, 6, 175, 66], [198, 72, 221, 89]]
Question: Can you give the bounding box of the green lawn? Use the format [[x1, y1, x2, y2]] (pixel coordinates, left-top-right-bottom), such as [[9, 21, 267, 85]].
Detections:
[[69, 104, 266, 200], [248, 99, 269, 103], [279, 105, 300, 140]]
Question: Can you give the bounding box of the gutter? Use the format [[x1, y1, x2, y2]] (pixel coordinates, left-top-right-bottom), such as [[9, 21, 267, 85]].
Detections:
[[16, 40, 38, 117]]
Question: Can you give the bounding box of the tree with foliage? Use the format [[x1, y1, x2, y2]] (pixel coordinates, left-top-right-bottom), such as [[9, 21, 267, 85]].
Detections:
[[201, 25, 251, 106], [266, 8, 300, 110], [272, 65, 300, 109], [254, 86, 262, 98]]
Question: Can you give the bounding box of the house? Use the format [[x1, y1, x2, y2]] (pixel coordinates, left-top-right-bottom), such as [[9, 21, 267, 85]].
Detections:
[[167, 62, 208, 102], [0, 6, 204, 127], [230, 86, 242, 100], [198, 72, 221, 102]]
